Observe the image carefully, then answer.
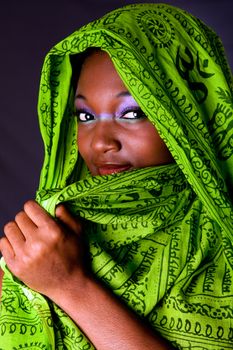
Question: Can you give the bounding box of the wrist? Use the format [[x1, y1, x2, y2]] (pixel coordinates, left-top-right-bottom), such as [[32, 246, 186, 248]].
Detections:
[[47, 270, 96, 310]]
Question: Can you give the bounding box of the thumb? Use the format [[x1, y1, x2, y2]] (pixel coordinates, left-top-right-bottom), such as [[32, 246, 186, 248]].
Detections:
[[55, 205, 83, 235]]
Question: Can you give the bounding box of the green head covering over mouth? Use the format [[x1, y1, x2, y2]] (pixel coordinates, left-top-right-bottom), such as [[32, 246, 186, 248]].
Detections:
[[1, 3, 233, 349]]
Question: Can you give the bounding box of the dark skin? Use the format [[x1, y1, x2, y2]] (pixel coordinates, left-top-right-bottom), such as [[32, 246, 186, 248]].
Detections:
[[76, 51, 174, 176], [0, 51, 175, 349], [0, 268, 3, 298]]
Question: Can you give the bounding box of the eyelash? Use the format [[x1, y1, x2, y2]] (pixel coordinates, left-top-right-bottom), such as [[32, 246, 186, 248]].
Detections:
[[75, 108, 147, 123]]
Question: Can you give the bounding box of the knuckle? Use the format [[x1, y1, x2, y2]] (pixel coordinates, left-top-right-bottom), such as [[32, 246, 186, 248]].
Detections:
[[15, 211, 25, 222], [49, 228, 61, 243], [0, 237, 7, 252], [55, 204, 66, 218], [42, 220, 63, 242], [25, 199, 35, 207], [12, 264, 22, 277], [43, 220, 59, 235], [30, 239, 48, 256], [0, 236, 7, 246], [21, 243, 45, 266], [4, 221, 16, 233], [74, 217, 85, 233], [74, 221, 83, 234], [23, 199, 36, 212]]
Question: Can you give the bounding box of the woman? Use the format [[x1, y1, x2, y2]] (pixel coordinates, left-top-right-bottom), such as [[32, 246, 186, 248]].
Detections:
[[0, 3, 233, 349]]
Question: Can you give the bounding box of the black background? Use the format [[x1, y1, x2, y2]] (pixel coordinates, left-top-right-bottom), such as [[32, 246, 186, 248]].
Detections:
[[0, 0, 232, 236]]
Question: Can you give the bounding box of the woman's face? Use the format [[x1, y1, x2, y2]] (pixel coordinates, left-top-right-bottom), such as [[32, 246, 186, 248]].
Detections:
[[75, 51, 174, 176]]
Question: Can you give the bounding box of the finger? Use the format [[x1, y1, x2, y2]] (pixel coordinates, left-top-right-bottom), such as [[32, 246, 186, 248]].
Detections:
[[4, 221, 26, 250], [23, 200, 52, 227], [0, 236, 15, 264], [55, 205, 83, 235], [15, 210, 37, 239]]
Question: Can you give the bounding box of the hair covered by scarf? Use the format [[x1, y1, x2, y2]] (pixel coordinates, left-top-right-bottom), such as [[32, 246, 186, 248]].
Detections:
[[1, 3, 233, 349]]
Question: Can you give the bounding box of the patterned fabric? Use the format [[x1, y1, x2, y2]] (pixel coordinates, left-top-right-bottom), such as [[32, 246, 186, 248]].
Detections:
[[1, 3, 233, 349]]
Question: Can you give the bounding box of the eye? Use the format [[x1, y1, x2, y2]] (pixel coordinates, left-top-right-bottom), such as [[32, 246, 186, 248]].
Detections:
[[76, 111, 95, 122], [120, 109, 147, 120]]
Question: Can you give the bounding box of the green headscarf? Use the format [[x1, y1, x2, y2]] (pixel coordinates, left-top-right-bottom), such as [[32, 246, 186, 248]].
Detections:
[[1, 3, 233, 349]]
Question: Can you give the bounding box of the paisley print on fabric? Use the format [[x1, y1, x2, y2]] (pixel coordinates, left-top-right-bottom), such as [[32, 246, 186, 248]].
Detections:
[[1, 3, 233, 349]]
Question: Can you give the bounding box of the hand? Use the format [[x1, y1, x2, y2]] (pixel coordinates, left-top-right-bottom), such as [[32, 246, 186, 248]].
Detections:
[[0, 201, 174, 350], [0, 200, 88, 298]]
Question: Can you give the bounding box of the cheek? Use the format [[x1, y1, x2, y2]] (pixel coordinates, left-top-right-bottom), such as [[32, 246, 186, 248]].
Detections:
[[147, 135, 174, 165], [130, 123, 174, 166], [77, 129, 90, 162]]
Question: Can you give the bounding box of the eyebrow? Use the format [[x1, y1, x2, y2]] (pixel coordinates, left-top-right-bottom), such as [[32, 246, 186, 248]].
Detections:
[[75, 91, 131, 100], [75, 94, 86, 100], [116, 91, 131, 98]]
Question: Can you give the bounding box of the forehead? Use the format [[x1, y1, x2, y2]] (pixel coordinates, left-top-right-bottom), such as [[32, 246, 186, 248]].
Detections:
[[76, 50, 128, 94]]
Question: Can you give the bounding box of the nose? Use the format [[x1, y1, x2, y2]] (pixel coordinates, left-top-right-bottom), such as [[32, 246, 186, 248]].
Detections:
[[91, 120, 122, 154]]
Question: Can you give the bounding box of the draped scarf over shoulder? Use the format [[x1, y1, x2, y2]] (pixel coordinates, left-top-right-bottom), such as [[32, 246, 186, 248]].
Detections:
[[1, 3, 233, 349]]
